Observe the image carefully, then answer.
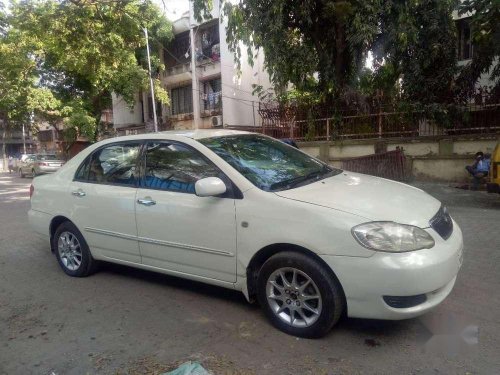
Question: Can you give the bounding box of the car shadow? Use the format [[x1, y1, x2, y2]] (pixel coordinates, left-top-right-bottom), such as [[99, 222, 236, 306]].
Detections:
[[100, 262, 253, 307], [99, 261, 420, 339]]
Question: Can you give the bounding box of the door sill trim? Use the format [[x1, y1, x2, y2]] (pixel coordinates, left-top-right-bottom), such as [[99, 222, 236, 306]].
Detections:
[[85, 227, 234, 257]]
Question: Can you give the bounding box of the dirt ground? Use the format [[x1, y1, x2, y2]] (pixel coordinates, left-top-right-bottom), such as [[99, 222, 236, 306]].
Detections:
[[1, 172, 499, 374]]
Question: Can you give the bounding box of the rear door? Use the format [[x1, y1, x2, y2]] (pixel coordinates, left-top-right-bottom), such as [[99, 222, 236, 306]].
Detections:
[[135, 141, 238, 282], [68, 141, 142, 263]]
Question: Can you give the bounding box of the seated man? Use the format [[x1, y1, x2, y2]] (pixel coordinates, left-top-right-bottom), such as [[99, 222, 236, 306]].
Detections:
[[466, 152, 491, 189]]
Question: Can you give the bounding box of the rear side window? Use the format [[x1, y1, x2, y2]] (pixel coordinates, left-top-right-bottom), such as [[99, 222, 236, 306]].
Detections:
[[75, 158, 90, 181], [142, 142, 221, 193], [75, 142, 141, 187]]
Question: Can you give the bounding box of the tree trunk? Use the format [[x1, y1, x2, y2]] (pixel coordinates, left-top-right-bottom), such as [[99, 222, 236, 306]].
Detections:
[[93, 114, 101, 142], [1, 117, 8, 172], [334, 22, 346, 95]]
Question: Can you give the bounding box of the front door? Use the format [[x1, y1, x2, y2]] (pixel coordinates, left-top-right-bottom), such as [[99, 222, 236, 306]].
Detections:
[[68, 141, 142, 263], [135, 141, 237, 282]]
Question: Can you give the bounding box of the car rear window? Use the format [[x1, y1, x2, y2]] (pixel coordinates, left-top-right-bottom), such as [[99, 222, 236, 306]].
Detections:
[[37, 154, 61, 161]]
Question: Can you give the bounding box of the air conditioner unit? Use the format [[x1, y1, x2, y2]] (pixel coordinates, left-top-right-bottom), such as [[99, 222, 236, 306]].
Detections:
[[211, 115, 223, 128]]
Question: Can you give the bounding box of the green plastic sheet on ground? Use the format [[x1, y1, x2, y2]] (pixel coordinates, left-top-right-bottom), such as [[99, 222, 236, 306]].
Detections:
[[163, 361, 210, 375]]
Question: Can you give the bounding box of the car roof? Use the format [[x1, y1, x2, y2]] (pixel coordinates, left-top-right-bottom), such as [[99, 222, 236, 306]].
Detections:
[[104, 129, 254, 143], [163, 129, 252, 139]]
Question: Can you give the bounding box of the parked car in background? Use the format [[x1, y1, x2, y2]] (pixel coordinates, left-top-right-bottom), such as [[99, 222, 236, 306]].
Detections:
[[19, 153, 64, 177], [29, 130, 463, 338]]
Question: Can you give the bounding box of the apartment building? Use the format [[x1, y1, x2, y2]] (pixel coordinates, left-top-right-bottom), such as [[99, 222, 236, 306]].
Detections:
[[112, 0, 272, 134]]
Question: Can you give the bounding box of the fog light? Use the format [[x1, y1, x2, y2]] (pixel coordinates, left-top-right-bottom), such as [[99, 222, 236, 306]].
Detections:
[[383, 294, 427, 308]]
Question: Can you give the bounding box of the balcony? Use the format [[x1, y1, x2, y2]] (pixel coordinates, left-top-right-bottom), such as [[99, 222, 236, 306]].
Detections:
[[200, 78, 222, 117], [163, 31, 192, 85], [0, 131, 35, 144]]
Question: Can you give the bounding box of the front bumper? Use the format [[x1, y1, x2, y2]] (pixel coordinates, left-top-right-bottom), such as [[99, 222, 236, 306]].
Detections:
[[320, 221, 463, 320]]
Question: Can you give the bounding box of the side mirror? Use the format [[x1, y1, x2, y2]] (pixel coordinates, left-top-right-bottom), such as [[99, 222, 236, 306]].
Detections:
[[195, 177, 227, 197]]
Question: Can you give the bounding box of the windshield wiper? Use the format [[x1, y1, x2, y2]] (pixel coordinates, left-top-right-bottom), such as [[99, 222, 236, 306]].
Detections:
[[270, 167, 333, 191]]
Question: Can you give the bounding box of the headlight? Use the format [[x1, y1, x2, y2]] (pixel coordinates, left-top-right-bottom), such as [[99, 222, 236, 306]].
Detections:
[[352, 222, 435, 252]]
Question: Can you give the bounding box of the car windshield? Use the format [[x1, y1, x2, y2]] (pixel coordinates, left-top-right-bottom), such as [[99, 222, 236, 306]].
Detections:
[[200, 134, 342, 191], [36, 154, 61, 161]]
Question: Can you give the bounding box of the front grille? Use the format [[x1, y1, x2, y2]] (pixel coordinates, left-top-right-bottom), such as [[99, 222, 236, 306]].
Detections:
[[429, 206, 453, 240], [383, 294, 427, 308]]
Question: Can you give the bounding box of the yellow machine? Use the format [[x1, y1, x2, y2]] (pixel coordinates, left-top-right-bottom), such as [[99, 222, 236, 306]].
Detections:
[[487, 142, 500, 194]]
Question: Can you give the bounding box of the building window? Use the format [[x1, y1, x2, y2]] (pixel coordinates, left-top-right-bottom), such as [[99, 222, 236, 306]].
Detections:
[[457, 19, 473, 61], [164, 31, 191, 67], [201, 78, 222, 113], [197, 23, 220, 62], [170, 85, 193, 115], [38, 130, 54, 142]]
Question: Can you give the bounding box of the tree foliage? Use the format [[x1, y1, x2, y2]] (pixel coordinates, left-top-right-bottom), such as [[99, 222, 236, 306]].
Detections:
[[8, 0, 172, 142], [195, 0, 387, 105], [455, 0, 500, 99], [1, 3, 60, 162], [375, 0, 458, 105], [194, 0, 498, 109]]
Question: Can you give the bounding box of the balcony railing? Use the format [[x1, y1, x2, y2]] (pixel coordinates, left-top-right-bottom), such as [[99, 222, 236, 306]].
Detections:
[[164, 62, 191, 77], [200, 91, 222, 116]]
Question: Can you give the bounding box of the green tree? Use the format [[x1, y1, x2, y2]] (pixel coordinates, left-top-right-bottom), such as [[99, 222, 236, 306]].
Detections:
[[194, 0, 472, 111], [455, 0, 500, 100], [1, 3, 59, 168], [9, 0, 172, 143], [374, 0, 458, 106], [194, 0, 386, 107]]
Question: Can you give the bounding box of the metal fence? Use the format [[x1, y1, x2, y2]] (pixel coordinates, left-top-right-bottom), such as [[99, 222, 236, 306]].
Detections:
[[228, 91, 500, 141], [341, 149, 408, 181]]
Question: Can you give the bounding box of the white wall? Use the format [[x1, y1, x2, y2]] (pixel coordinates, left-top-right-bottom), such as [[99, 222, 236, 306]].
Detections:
[[111, 93, 143, 128], [219, 19, 272, 127]]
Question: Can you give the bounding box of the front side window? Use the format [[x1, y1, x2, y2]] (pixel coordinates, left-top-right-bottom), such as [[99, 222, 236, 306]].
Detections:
[[200, 135, 342, 192], [76, 142, 140, 186], [142, 142, 221, 194]]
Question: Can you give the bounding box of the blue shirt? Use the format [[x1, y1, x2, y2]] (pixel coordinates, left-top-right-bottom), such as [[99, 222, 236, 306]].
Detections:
[[477, 158, 491, 173]]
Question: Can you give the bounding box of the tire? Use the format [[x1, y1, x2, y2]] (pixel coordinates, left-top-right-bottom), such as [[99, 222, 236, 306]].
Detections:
[[19, 168, 25, 178], [31, 169, 37, 178], [257, 251, 345, 338], [52, 221, 98, 277]]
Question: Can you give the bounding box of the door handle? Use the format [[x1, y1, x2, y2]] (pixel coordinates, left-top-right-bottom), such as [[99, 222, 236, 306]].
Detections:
[[71, 190, 86, 197], [137, 198, 156, 206]]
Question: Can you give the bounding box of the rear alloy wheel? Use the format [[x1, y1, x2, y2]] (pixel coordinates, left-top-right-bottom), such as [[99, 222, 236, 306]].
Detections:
[[57, 231, 83, 271], [257, 251, 345, 338], [53, 221, 97, 277]]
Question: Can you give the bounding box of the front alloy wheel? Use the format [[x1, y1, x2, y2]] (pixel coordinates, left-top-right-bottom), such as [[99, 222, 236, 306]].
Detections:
[[266, 267, 322, 327], [257, 251, 345, 338]]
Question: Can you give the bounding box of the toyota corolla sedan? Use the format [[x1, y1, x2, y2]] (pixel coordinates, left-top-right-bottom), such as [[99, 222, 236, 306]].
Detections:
[[29, 130, 463, 338], [19, 153, 64, 177]]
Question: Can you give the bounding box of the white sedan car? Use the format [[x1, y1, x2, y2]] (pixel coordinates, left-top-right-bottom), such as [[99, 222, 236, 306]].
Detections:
[[29, 130, 463, 338]]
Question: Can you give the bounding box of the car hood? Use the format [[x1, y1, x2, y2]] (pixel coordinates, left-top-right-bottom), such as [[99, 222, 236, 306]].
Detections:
[[275, 171, 441, 228]]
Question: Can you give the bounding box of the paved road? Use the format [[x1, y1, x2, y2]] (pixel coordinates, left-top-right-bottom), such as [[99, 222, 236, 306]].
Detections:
[[1, 172, 499, 374]]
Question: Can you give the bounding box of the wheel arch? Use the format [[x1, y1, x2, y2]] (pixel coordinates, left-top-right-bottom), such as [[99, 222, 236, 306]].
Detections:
[[245, 243, 347, 309], [49, 216, 74, 252]]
